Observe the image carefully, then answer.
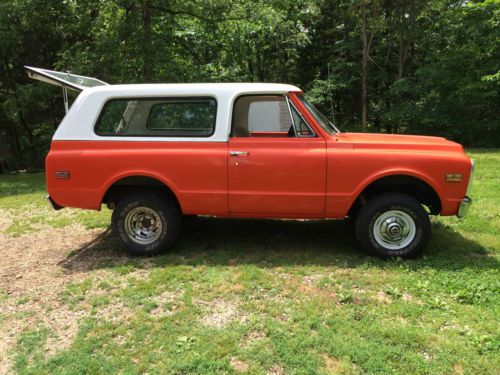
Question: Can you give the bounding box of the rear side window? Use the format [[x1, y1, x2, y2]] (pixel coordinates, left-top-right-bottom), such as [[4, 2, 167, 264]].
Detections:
[[95, 98, 216, 137]]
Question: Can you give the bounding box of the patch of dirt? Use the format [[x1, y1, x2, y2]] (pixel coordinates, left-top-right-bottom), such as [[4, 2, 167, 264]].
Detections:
[[376, 291, 392, 304], [113, 334, 127, 345], [402, 292, 413, 301], [241, 330, 267, 348], [298, 284, 337, 301], [302, 273, 324, 286], [149, 290, 184, 316], [278, 275, 337, 303], [0, 209, 13, 231], [230, 357, 249, 372], [398, 316, 409, 325], [245, 330, 267, 341], [94, 299, 135, 322], [43, 304, 88, 357], [439, 322, 461, 332], [216, 282, 244, 293], [196, 297, 248, 328], [323, 353, 342, 374], [267, 365, 285, 375], [401, 292, 424, 305], [126, 267, 154, 281], [0, 224, 122, 374], [422, 351, 432, 361]]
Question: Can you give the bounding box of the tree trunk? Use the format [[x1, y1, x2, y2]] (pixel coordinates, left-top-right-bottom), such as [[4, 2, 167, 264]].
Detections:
[[2, 122, 22, 171], [9, 83, 38, 170], [398, 31, 404, 80], [257, 50, 264, 82], [17, 106, 38, 170], [140, 0, 153, 82], [361, 9, 369, 128], [246, 40, 254, 81]]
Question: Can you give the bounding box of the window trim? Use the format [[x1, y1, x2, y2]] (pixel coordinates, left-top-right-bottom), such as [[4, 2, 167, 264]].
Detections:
[[286, 97, 316, 138], [94, 96, 218, 138], [231, 94, 285, 137], [231, 93, 315, 138]]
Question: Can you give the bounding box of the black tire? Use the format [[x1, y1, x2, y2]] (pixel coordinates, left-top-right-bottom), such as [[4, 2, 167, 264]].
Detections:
[[355, 193, 430, 259], [111, 190, 181, 256]]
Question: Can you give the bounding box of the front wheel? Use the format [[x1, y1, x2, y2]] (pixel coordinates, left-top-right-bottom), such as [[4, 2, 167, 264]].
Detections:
[[355, 193, 431, 259], [112, 191, 181, 256]]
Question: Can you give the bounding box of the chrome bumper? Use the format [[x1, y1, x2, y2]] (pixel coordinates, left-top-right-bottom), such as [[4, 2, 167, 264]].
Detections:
[[45, 195, 63, 210], [457, 196, 472, 218]]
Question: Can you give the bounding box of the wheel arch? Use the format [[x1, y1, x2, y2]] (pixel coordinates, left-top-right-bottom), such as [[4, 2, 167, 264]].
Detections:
[[101, 172, 182, 212], [349, 172, 443, 216]]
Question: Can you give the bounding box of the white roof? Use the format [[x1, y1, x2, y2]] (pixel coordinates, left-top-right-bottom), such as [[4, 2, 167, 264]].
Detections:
[[54, 82, 302, 142], [84, 82, 301, 96]]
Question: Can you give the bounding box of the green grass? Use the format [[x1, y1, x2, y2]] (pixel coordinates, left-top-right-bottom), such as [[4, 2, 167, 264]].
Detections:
[[1, 150, 499, 374], [0, 172, 111, 236]]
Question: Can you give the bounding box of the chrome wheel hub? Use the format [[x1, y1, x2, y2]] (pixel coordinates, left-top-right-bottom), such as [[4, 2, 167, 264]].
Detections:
[[124, 207, 163, 245], [373, 210, 416, 250]]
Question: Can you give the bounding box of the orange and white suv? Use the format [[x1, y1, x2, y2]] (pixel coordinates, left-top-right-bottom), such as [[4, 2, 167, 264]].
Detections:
[[27, 66, 474, 258]]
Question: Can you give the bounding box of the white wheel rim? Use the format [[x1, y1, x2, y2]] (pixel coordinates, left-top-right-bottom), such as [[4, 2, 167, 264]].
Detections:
[[124, 207, 163, 245], [372, 210, 416, 250]]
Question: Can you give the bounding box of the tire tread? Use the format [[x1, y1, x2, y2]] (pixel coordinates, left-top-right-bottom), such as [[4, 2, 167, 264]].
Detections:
[[355, 193, 431, 259], [111, 190, 181, 256]]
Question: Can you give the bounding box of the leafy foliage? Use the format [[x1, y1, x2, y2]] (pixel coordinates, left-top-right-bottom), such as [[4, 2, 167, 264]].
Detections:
[[0, 0, 499, 170]]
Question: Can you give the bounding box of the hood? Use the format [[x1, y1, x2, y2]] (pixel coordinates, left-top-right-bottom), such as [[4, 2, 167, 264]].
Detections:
[[335, 132, 464, 152]]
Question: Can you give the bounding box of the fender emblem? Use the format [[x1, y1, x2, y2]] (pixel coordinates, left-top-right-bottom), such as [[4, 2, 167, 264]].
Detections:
[[55, 171, 70, 179], [445, 173, 462, 182]]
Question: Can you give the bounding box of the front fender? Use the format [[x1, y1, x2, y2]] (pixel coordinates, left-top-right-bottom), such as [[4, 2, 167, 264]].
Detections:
[[350, 168, 445, 209]]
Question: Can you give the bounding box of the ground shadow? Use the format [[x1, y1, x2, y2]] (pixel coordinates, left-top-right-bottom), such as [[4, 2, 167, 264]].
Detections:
[[58, 216, 498, 274]]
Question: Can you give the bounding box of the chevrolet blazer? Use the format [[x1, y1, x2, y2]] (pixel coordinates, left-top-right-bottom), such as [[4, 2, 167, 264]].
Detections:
[[27, 66, 474, 258]]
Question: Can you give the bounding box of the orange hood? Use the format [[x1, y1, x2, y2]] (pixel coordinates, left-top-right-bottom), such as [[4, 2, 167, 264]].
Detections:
[[335, 132, 464, 152]]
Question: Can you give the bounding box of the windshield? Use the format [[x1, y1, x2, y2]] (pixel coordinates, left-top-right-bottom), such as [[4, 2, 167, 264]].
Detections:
[[297, 94, 340, 134]]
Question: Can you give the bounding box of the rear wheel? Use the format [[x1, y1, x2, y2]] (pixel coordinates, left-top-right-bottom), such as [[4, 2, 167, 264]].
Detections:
[[355, 193, 430, 259], [112, 191, 181, 256]]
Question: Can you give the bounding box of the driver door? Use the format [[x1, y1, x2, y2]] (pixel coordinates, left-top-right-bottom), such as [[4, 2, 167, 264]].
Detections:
[[228, 95, 327, 216]]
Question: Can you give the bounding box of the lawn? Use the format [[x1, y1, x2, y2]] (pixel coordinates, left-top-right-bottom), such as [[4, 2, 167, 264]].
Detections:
[[0, 150, 498, 374]]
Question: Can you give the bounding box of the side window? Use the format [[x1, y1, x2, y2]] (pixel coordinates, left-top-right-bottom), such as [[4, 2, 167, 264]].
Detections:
[[232, 96, 292, 137], [95, 98, 216, 137], [232, 95, 314, 138], [96, 100, 129, 134]]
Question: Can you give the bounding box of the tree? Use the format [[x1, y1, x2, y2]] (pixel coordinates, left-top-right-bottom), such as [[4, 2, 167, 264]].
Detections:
[[0, 0, 498, 171]]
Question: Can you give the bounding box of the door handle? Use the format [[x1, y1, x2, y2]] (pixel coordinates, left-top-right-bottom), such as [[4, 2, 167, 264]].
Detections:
[[229, 151, 249, 157]]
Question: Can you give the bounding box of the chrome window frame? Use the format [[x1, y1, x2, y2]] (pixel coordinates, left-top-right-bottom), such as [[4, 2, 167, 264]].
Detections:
[[286, 97, 316, 138]]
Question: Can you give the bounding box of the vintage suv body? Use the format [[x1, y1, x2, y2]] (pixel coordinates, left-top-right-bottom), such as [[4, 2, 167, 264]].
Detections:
[[27, 66, 474, 258]]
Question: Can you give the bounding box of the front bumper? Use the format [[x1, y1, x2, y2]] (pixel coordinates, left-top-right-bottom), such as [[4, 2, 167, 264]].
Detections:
[[457, 196, 472, 218], [457, 159, 475, 218]]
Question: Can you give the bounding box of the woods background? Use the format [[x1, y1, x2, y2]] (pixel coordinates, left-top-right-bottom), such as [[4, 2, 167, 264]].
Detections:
[[0, 0, 498, 172]]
